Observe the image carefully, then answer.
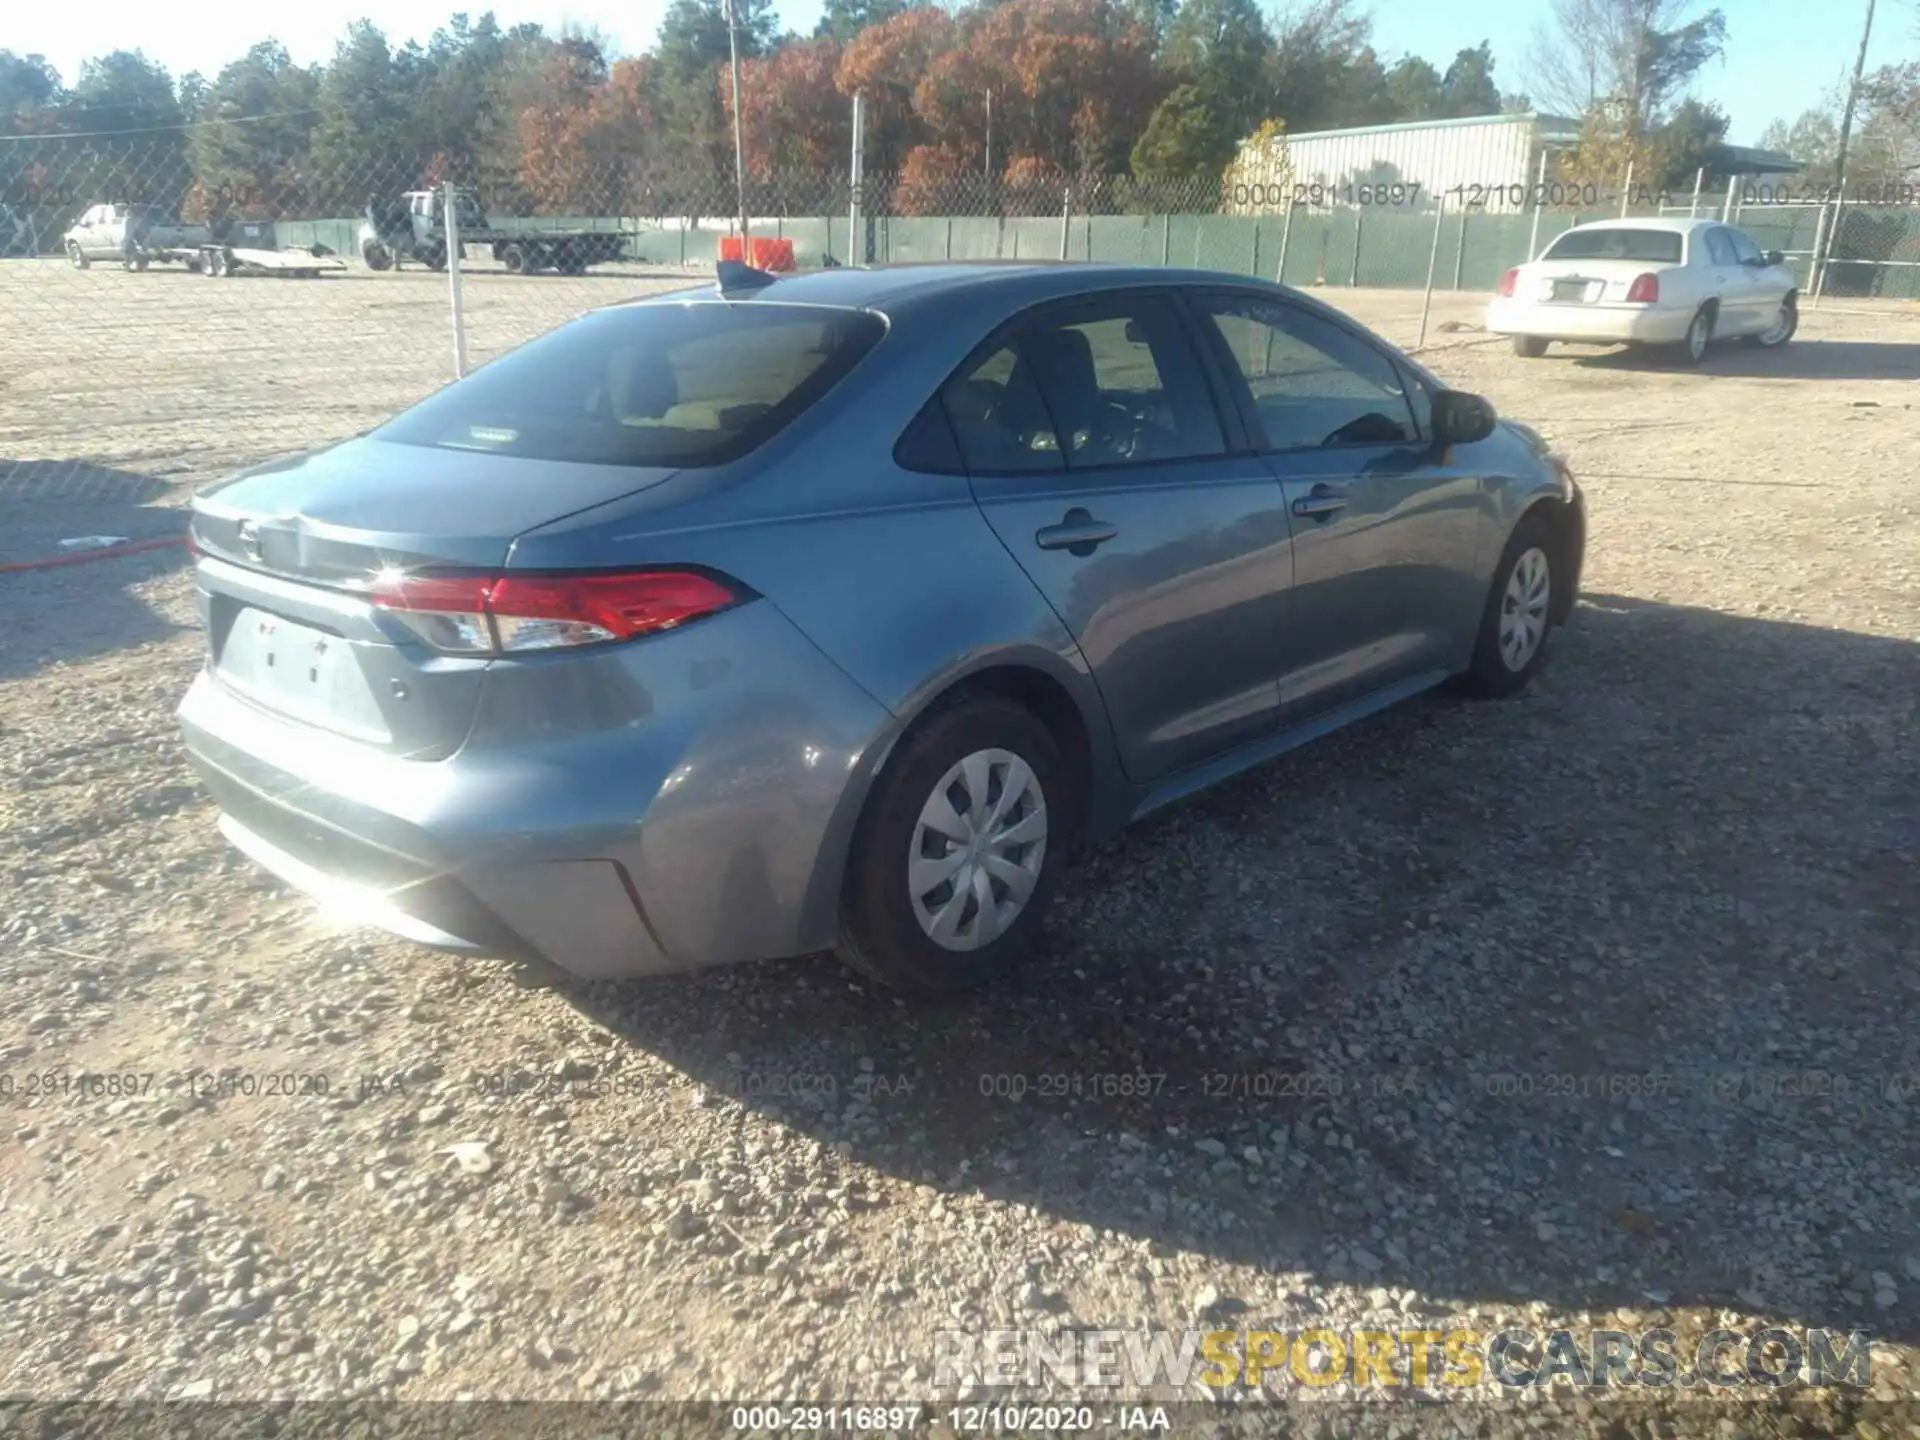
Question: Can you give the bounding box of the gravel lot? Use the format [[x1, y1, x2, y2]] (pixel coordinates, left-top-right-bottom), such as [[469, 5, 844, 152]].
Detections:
[[2, 258, 1917, 1435]]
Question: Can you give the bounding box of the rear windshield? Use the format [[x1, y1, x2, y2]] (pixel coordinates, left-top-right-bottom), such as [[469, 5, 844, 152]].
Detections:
[[375, 301, 885, 468], [1543, 228, 1684, 264]]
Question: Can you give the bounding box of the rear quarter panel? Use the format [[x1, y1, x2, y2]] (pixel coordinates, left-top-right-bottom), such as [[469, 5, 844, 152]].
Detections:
[[507, 290, 1132, 929]]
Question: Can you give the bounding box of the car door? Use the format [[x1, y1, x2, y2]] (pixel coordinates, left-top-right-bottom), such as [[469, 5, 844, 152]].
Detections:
[[1724, 226, 1787, 329], [1185, 290, 1483, 722], [71, 205, 102, 256], [1700, 227, 1754, 334], [952, 291, 1296, 784]]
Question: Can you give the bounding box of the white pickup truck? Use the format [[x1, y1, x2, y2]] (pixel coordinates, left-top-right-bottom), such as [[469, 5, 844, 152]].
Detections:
[[63, 203, 211, 270]]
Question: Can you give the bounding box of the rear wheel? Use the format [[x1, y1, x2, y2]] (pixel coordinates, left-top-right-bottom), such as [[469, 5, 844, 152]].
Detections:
[[1745, 293, 1797, 349], [837, 698, 1070, 995], [1673, 306, 1713, 365], [500, 242, 529, 274], [1512, 336, 1549, 358]]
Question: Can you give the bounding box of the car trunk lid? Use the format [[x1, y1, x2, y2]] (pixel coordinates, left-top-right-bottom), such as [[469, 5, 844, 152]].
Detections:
[[1520, 258, 1676, 305], [191, 439, 679, 758]]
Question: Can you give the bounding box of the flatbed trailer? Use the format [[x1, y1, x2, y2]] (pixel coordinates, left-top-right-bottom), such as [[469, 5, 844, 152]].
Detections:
[[361, 191, 628, 274], [154, 222, 348, 279]]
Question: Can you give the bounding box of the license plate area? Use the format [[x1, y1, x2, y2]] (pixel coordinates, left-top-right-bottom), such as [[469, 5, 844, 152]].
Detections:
[[215, 605, 391, 742], [1547, 278, 1599, 303]]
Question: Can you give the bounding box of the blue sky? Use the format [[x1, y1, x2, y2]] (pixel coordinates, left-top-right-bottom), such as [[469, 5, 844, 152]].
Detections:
[[13, 0, 1914, 144]]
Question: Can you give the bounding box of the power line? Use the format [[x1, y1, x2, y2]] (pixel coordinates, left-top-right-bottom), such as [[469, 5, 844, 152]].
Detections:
[[0, 107, 323, 143]]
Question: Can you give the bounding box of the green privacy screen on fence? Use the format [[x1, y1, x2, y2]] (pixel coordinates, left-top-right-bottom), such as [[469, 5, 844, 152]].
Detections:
[[270, 204, 1920, 298]]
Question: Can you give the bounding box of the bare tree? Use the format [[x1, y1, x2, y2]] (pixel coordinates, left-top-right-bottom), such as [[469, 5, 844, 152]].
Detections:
[[1525, 0, 1726, 133]]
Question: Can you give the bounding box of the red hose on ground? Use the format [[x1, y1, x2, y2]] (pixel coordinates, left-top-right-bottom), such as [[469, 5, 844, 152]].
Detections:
[[0, 535, 189, 575]]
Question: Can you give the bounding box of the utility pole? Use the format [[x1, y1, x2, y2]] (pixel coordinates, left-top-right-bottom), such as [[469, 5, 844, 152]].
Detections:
[[1832, 0, 1878, 194], [725, 0, 750, 261], [984, 89, 993, 184], [1818, 0, 1878, 296]]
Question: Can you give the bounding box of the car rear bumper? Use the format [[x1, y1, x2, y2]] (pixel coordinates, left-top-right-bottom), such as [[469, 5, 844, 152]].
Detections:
[[1486, 298, 1692, 344], [177, 600, 896, 979]]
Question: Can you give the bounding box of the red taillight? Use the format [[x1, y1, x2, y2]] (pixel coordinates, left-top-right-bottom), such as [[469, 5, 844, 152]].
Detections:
[[1496, 268, 1518, 297], [373, 569, 740, 654], [1625, 273, 1659, 304]]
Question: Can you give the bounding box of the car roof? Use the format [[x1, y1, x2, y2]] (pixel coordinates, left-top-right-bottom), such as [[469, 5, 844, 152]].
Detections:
[[1559, 216, 1724, 235], [627, 261, 1298, 314]]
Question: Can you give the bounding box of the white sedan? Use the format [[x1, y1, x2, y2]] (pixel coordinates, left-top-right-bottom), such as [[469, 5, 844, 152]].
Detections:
[[1486, 217, 1798, 364]]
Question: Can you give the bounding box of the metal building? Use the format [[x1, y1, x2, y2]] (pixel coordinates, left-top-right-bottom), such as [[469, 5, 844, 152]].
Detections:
[[1236, 113, 1584, 214]]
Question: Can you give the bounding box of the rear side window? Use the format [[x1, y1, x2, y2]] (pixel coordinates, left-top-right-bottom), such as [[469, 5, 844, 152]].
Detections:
[[938, 295, 1226, 474], [1542, 228, 1684, 264], [1724, 228, 1762, 264], [375, 302, 884, 468], [1704, 230, 1737, 266], [941, 344, 1066, 474]]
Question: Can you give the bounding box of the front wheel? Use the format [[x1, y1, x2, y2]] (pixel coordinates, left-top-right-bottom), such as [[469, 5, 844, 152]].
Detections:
[[1744, 294, 1797, 349], [837, 698, 1071, 995], [1451, 516, 1559, 700], [67, 241, 90, 269]]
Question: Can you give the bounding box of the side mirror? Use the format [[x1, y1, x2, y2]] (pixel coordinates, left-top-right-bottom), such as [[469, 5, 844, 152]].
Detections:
[[1431, 389, 1497, 447], [1764, 249, 1785, 267]]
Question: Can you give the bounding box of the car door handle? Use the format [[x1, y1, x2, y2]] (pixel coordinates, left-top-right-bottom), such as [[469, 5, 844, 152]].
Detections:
[[1291, 488, 1348, 519], [1035, 509, 1117, 554]]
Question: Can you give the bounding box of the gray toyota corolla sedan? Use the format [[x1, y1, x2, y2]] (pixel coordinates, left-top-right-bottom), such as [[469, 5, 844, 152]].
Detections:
[[179, 261, 1585, 994]]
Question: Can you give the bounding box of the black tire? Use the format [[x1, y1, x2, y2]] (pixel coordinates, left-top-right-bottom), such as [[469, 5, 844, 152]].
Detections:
[[1743, 292, 1797, 349], [500, 242, 529, 274], [1512, 336, 1549, 358], [836, 697, 1072, 995], [1450, 514, 1560, 700], [362, 242, 393, 271], [67, 241, 89, 270], [1672, 305, 1714, 365]]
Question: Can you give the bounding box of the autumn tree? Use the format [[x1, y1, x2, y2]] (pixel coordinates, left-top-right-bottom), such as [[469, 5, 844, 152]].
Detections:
[[729, 37, 851, 175], [838, 8, 958, 174], [517, 37, 614, 210]]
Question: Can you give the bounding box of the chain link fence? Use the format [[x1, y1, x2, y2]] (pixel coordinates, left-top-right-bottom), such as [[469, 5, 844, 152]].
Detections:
[[6, 135, 1920, 507]]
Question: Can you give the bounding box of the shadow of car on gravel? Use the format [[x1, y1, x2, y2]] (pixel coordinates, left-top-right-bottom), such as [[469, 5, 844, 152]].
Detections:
[[0, 459, 194, 682], [1570, 340, 1920, 380], [548, 592, 1918, 1349]]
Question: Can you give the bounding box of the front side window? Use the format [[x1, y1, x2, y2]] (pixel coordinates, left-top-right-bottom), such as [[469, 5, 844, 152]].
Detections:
[[1199, 297, 1418, 451], [940, 295, 1227, 474], [1725, 228, 1763, 265], [375, 301, 885, 468]]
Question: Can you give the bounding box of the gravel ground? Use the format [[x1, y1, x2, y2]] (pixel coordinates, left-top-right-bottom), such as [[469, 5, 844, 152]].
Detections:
[[2, 261, 1917, 1436]]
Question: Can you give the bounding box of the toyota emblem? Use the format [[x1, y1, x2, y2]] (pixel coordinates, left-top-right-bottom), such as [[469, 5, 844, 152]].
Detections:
[[237, 520, 263, 562]]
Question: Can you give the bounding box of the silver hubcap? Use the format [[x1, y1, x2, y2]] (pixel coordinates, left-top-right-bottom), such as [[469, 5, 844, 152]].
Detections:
[[1760, 304, 1791, 345], [1688, 315, 1709, 358], [908, 748, 1047, 952], [1498, 547, 1552, 672]]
